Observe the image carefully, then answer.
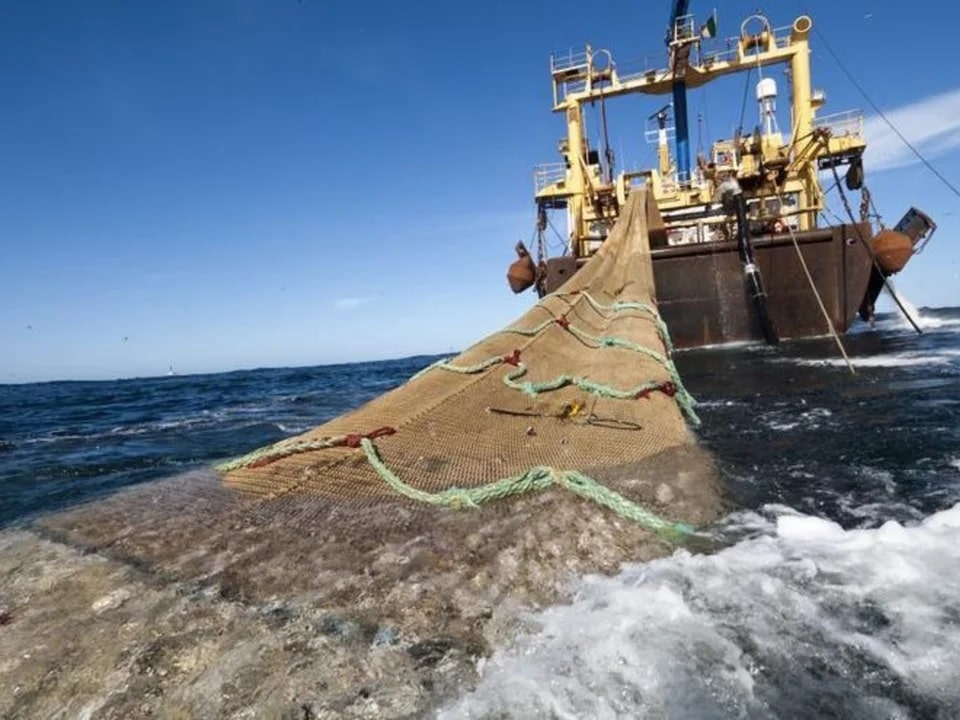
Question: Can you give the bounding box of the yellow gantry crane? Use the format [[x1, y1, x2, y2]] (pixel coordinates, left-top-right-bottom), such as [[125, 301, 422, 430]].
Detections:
[[534, 8, 866, 258]]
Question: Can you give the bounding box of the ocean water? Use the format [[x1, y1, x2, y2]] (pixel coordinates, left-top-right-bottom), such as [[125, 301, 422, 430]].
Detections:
[[0, 356, 435, 527], [2, 308, 959, 717]]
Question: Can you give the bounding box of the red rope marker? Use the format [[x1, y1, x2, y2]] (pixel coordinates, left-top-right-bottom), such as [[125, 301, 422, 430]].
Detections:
[[344, 426, 397, 448], [502, 349, 522, 366]]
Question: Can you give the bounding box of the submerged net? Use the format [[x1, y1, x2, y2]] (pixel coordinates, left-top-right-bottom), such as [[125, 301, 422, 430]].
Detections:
[[220, 190, 699, 535], [4, 189, 726, 719]]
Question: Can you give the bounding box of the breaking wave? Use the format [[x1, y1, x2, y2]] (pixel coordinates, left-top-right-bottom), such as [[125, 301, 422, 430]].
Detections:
[[441, 503, 960, 719]]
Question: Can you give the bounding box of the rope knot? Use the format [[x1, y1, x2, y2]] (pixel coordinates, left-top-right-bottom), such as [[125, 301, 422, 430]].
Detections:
[[555, 315, 570, 330], [502, 349, 522, 366], [635, 382, 678, 400], [367, 426, 397, 440], [249, 455, 280, 469], [446, 490, 479, 510], [660, 381, 678, 397], [344, 426, 396, 448]]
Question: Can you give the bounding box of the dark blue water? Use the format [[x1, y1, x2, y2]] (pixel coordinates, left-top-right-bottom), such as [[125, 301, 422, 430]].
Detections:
[[0, 355, 439, 527], [684, 306, 960, 530]]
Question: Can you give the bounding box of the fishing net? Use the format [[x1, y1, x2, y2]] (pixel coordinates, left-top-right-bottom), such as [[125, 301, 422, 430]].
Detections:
[[221, 189, 699, 527], [4, 189, 726, 720]]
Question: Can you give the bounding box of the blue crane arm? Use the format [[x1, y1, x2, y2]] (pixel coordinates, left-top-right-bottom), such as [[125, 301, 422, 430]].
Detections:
[[669, 0, 691, 29], [667, 0, 692, 183]]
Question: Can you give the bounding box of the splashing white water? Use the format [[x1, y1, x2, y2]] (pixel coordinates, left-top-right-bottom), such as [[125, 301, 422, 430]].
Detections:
[[883, 283, 959, 330], [440, 504, 960, 719], [790, 350, 960, 369]]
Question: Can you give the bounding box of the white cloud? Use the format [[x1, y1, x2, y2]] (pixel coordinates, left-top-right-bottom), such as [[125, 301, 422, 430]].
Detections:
[[333, 296, 374, 310], [863, 87, 960, 172]]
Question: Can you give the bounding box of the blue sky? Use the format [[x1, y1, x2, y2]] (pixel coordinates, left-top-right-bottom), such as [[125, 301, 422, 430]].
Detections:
[[1, 0, 958, 382]]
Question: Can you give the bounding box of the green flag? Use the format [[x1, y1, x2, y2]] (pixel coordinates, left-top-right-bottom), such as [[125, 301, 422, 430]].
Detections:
[[700, 14, 717, 39]]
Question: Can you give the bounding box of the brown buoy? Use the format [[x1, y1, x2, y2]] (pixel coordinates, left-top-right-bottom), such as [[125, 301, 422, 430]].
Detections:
[[506, 241, 536, 293], [871, 229, 915, 274]]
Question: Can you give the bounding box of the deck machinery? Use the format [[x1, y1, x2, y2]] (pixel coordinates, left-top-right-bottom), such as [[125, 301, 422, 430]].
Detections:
[[508, 7, 935, 348]]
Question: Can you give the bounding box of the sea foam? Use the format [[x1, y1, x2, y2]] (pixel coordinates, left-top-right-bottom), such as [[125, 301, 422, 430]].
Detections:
[[440, 504, 960, 719]]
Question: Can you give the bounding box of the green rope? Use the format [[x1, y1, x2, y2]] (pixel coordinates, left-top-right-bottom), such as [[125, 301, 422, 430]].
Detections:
[[498, 318, 556, 337], [431, 355, 506, 374], [552, 324, 697, 423], [501, 364, 700, 425], [409, 358, 449, 382], [411, 354, 506, 380], [505, 295, 696, 422], [217, 434, 696, 539], [508, 292, 679, 376], [360, 438, 694, 539], [214, 435, 344, 473], [421, 294, 679, 388], [567, 291, 676, 355], [567, 323, 669, 365], [415, 320, 699, 425], [578, 291, 657, 317]]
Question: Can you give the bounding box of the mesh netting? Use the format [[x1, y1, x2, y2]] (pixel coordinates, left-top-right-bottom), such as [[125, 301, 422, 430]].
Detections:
[[4, 190, 726, 719], [221, 190, 698, 532]]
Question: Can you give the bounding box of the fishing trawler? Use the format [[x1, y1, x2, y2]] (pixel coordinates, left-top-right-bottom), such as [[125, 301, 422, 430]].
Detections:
[[506, 5, 936, 348]]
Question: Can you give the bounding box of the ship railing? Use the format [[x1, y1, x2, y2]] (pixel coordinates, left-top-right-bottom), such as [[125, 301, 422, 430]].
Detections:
[[558, 78, 589, 98], [671, 14, 697, 43], [551, 48, 590, 73], [551, 48, 594, 103], [695, 24, 794, 67], [558, 22, 802, 99], [613, 27, 789, 84], [616, 53, 670, 84], [661, 168, 709, 196], [623, 167, 708, 198], [814, 110, 864, 139], [534, 162, 567, 193], [618, 23, 797, 80]]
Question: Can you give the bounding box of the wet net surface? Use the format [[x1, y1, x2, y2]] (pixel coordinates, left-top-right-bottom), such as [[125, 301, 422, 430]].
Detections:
[[2, 190, 726, 719], [223, 190, 698, 523]]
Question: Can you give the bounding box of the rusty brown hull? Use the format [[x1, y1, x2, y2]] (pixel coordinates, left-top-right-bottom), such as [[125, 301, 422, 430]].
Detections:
[[652, 223, 874, 349]]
